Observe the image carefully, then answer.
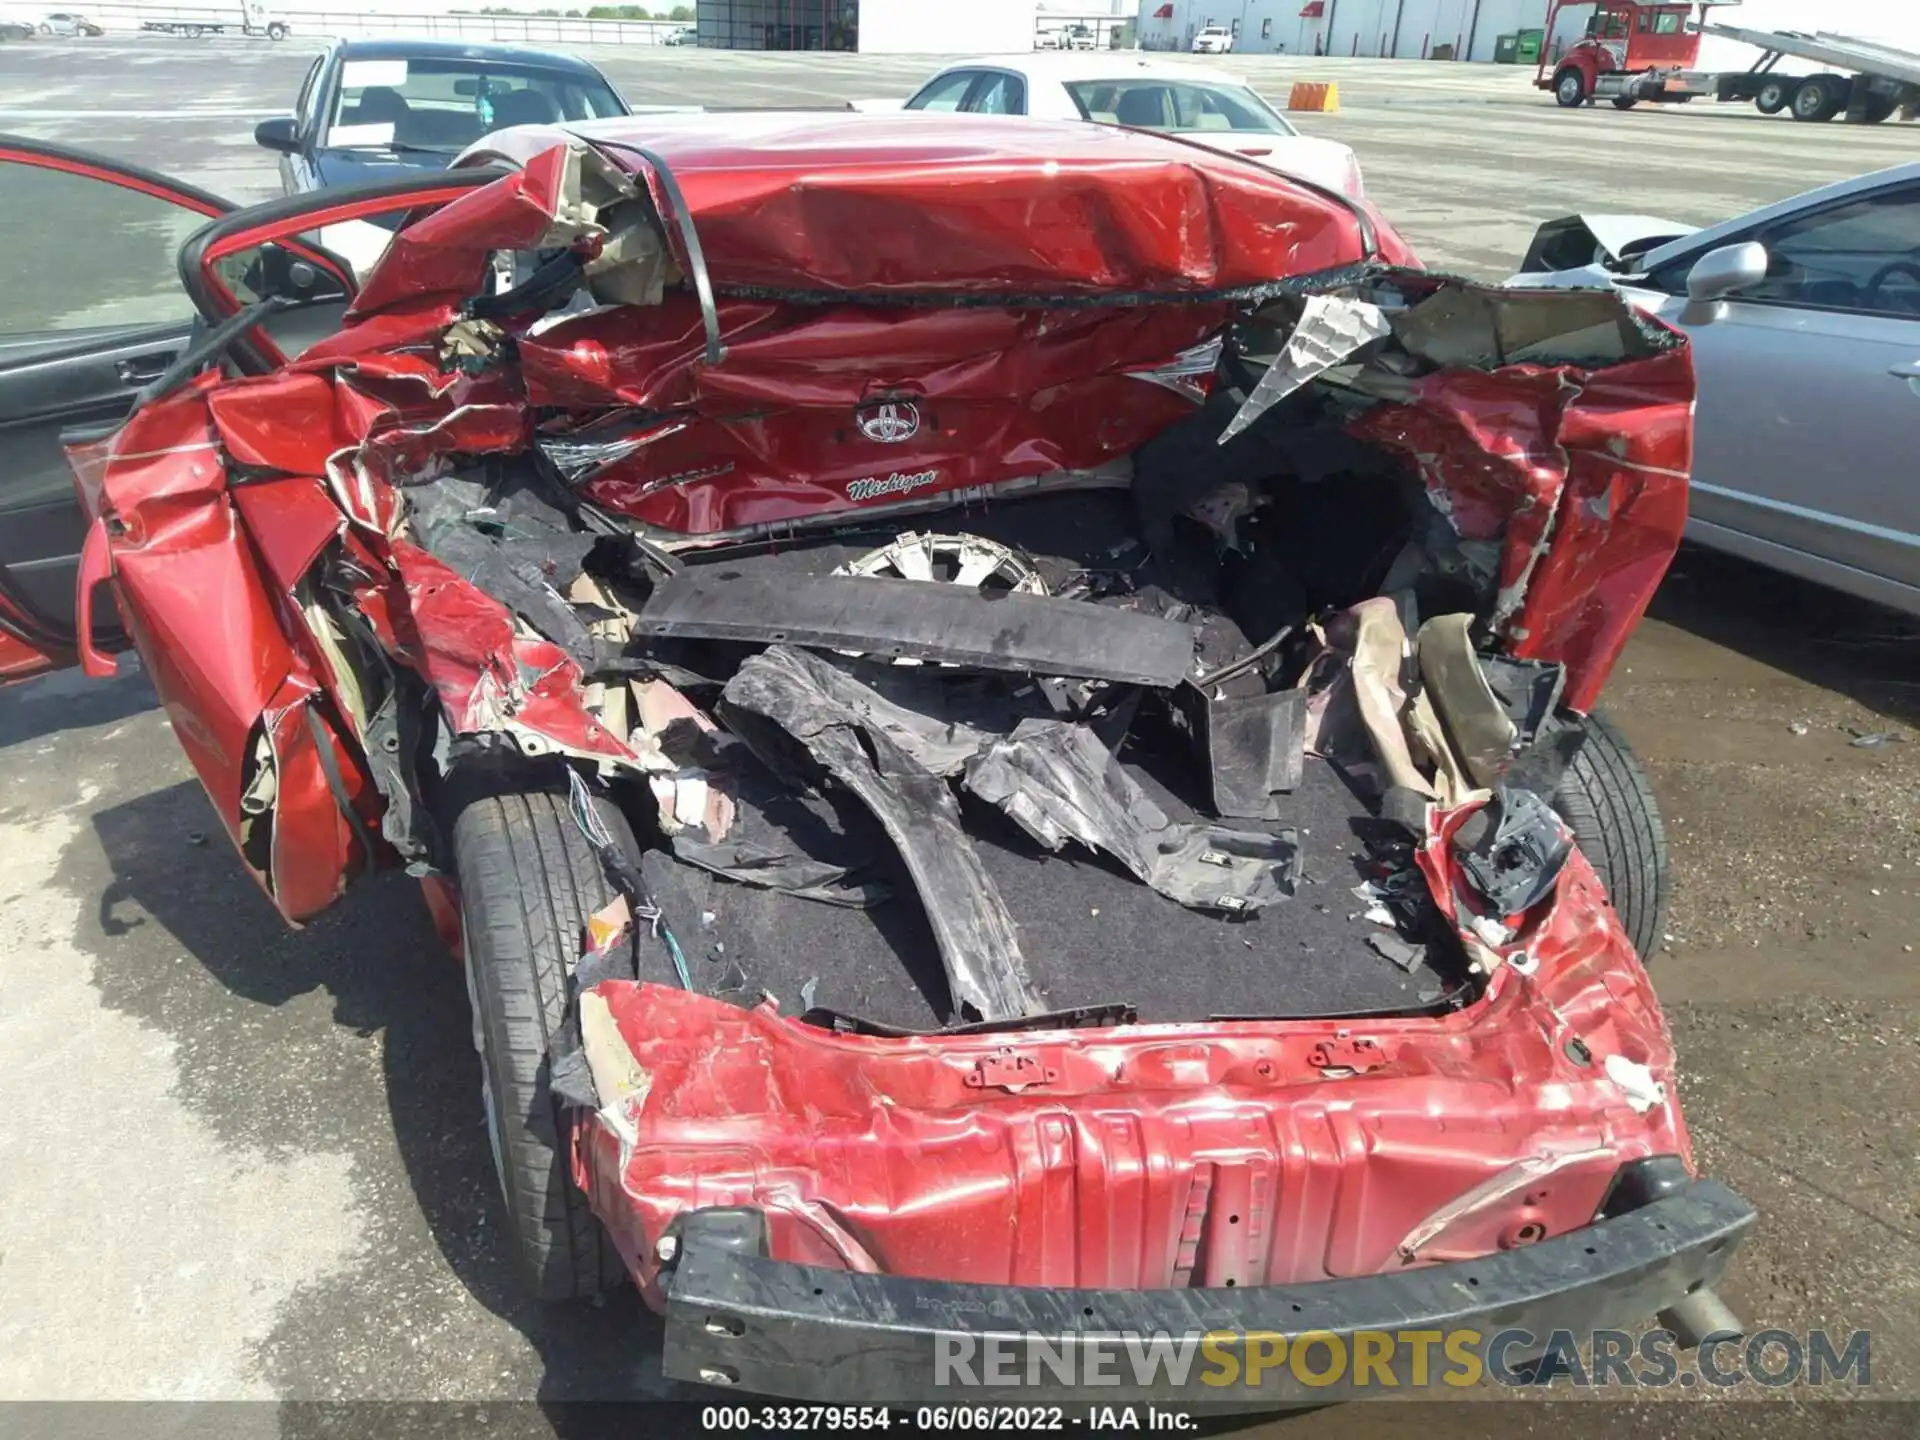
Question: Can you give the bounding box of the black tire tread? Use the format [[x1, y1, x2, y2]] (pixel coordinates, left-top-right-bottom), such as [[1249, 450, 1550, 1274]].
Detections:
[[1552, 712, 1670, 962], [453, 788, 631, 1300]]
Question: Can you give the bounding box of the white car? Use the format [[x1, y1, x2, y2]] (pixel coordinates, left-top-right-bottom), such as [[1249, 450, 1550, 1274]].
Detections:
[[1192, 24, 1233, 54], [1509, 163, 1920, 615], [903, 55, 1364, 200], [38, 10, 100, 35]]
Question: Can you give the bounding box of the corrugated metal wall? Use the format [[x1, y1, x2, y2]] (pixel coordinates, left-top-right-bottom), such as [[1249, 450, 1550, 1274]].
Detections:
[[1138, 0, 1558, 62], [1326, 0, 1555, 60]]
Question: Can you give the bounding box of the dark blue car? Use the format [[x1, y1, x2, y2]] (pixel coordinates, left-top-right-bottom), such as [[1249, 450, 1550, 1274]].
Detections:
[[253, 37, 630, 273]]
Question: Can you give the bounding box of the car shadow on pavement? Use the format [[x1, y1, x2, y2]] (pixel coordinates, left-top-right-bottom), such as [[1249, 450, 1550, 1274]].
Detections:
[[80, 779, 678, 1414], [1648, 544, 1920, 729], [0, 659, 158, 750]]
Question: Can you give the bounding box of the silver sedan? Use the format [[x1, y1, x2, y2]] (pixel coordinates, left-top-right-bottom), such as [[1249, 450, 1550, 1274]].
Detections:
[[1511, 162, 1920, 617]]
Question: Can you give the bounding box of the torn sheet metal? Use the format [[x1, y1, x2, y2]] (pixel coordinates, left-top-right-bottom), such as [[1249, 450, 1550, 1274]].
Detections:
[[377, 539, 644, 769], [963, 719, 1299, 914], [573, 878, 1686, 1289], [536, 413, 687, 485], [1347, 279, 1691, 712], [721, 645, 1043, 1022], [64, 386, 372, 921], [635, 569, 1197, 687], [1219, 292, 1392, 443], [348, 139, 639, 318], [1391, 285, 1647, 372], [402, 468, 599, 666]]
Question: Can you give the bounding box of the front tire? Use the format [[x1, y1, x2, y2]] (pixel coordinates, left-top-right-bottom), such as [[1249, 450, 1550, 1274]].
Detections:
[[1554, 67, 1587, 107], [1551, 712, 1670, 963], [453, 787, 633, 1300]]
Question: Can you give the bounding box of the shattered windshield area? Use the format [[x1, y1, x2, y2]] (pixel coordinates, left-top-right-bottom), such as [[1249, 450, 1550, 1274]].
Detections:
[[326, 57, 626, 153]]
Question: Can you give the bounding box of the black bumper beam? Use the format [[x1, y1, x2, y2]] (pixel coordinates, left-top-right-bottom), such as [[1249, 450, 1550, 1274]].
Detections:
[[659, 1180, 1756, 1403]]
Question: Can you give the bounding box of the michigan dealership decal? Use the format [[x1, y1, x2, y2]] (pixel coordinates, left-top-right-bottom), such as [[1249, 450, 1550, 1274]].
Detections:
[[847, 469, 940, 502]]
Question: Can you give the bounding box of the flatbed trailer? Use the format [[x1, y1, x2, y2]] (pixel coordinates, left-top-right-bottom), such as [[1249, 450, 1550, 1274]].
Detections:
[[1688, 23, 1920, 121], [1536, 2, 1920, 122]]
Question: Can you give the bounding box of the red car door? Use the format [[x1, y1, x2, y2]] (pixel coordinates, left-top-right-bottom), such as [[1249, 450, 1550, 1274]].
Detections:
[[0, 136, 497, 919], [0, 138, 241, 680]]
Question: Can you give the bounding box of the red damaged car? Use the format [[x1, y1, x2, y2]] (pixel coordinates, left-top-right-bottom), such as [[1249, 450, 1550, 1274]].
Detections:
[[0, 114, 1751, 1402]]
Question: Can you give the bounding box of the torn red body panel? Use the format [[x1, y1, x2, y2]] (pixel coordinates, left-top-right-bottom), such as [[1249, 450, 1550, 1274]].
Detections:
[[574, 830, 1684, 1301], [526, 300, 1230, 534], [1352, 344, 1692, 712], [65, 384, 369, 919], [378, 540, 640, 765]]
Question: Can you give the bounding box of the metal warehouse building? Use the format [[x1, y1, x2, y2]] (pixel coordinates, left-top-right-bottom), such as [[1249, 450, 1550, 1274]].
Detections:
[[1138, 0, 1569, 62], [694, 0, 1040, 51]]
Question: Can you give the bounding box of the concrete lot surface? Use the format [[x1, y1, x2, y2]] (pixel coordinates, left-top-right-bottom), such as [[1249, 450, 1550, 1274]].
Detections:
[[1, 35, 1916, 1439]]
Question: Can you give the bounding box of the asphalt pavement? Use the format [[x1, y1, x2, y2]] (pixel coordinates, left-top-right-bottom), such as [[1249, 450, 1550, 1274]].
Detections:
[[0, 34, 1916, 1439]]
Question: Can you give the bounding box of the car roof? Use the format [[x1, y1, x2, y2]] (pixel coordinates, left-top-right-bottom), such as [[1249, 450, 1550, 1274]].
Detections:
[[336, 36, 608, 73], [468, 108, 1298, 177], [1640, 159, 1920, 268], [932, 54, 1254, 88]]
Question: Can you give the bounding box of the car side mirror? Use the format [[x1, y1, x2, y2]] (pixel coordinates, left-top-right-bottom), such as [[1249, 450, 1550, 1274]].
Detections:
[[1685, 242, 1768, 302], [223, 242, 352, 308], [254, 116, 300, 154]]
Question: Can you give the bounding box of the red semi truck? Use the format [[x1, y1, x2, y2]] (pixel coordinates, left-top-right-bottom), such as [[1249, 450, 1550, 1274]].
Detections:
[[1538, 0, 1920, 121]]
